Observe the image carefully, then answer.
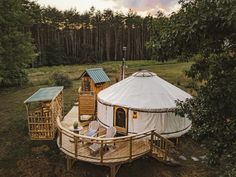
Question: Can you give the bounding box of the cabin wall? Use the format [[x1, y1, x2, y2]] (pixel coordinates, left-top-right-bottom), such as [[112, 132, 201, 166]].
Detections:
[[27, 101, 54, 140], [81, 76, 95, 92], [79, 75, 109, 118], [79, 92, 96, 115], [79, 77, 96, 117], [81, 76, 109, 94], [26, 91, 63, 140], [94, 83, 109, 95]]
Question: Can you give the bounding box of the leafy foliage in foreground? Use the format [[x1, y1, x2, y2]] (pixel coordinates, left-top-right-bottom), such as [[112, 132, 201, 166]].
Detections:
[[145, 0, 236, 174], [148, 0, 236, 60], [176, 53, 236, 168], [0, 0, 36, 87]]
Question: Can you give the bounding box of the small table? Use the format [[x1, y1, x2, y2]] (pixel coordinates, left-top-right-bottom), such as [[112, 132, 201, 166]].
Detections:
[[69, 125, 83, 134], [69, 126, 83, 143]]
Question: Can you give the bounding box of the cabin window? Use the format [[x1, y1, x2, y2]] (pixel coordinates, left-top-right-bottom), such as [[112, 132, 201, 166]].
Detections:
[[83, 77, 91, 91], [133, 111, 137, 119]]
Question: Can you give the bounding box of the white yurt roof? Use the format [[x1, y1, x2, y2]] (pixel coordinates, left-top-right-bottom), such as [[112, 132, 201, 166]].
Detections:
[[98, 70, 192, 112]]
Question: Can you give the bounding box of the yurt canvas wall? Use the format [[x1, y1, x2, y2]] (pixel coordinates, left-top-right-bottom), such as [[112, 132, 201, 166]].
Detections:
[[97, 101, 191, 138], [97, 71, 192, 138]]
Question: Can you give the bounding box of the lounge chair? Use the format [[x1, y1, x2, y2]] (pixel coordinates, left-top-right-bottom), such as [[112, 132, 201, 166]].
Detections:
[[80, 121, 100, 144], [84, 121, 100, 137], [89, 127, 117, 155]]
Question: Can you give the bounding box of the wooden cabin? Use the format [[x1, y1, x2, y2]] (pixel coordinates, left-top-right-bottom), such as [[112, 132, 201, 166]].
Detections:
[[78, 68, 110, 121], [24, 86, 64, 140]]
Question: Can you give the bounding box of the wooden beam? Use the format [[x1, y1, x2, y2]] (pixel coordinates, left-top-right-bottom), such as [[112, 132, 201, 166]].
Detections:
[[100, 140, 103, 163], [150, 130, 154, 153], [66, 156, 72, 171], [25, 104, 30, 138], [110, 164, 121, 177], [164, 143, 167, 161], [176, 137, 179, 146], [74, 136, 78, 158], [59, 130, 62, 148], [129, 137, 132, 161]]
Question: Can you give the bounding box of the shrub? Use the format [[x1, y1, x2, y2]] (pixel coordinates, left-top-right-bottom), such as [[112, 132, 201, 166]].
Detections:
[[50, 72, 72, 88], [0, 69, 28, 87], [190, 53, 203, 62], [176, 78, 181, 86]]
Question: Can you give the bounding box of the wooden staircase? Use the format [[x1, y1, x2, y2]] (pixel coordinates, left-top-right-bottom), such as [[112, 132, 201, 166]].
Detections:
[[150, 132, 175, 161]]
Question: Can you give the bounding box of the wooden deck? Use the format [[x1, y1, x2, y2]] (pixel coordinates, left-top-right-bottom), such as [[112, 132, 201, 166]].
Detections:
[[56, 106, 174, 165], [57, 131, 151, 164]]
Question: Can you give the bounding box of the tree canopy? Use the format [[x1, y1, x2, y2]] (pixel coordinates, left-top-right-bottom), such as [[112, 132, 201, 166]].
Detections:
[[146, 0, 236, 175], [25, 4, 154, 66], [148, 0, 236, 61], [0, 0, 36, 86]]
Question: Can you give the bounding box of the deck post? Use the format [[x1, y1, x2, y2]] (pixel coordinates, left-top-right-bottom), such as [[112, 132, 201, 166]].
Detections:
[[59, 130, 62, 148], [129, 137, 132, 161], [110, 165, 116, 177], [150, 131, 154, 153], [164, 143, 167, 161], [74, 136, 78, 158], [176, 137, 179, 146], [161, 138, 163, 149], [78, 100, 80, 121], [61, 91, 64, 119], [66, 155, 73, 171], [100, 140, 104, 163], [110, 164, 121, 177]]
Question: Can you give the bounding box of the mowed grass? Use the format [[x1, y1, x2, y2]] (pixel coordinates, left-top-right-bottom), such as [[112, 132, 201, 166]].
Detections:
[[27, 60, 193, 93], [0, 60, 196, 176]]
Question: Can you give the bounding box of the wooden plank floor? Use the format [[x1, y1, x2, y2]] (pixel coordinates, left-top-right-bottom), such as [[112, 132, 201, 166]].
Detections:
[[58, 105, 151, 164], [58, 133, 151, 164]]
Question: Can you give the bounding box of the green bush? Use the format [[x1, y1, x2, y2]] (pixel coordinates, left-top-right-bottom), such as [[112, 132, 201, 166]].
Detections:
[[0, 69, 29, 87], [190, 53, 203, 62], [50, 72, 72, 88]]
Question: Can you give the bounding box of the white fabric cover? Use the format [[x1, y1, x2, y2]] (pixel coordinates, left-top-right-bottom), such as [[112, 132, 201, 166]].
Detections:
[[97, 103, 191, 138], [98, 71, 192, 111], [97, 101, 113, 127], [97, 71, 192, 138]]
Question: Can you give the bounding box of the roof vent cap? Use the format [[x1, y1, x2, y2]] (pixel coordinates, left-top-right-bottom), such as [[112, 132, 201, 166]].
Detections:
[[132, 70, 156, 77]]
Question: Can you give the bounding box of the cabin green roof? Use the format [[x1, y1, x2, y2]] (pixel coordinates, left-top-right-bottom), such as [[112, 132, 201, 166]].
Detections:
[[24, 86, 64, 103], [83, 68, 110, 84]]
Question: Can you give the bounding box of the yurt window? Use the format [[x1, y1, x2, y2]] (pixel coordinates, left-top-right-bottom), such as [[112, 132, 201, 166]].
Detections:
[[133, 112, 137, 119], [116, 108, 126, 128]]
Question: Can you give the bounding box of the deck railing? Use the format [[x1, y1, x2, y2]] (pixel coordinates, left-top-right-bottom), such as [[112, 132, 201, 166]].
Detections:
[[151, 132, 175, 160], [56, 117, 174, 164]]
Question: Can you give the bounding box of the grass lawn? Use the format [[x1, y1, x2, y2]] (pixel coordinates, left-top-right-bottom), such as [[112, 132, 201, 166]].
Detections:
[[0, 60, 217, 177], [27, 60, 193, 93]]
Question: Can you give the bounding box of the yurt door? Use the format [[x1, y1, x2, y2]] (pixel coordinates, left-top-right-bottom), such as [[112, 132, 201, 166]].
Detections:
[[114, 107, 128, 134]]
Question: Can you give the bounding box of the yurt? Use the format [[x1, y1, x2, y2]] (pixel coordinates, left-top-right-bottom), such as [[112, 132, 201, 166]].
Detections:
[[97, 70, 192, 138]]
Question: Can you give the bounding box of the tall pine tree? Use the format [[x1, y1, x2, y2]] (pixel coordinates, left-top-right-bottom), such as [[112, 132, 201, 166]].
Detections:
[[0, 0, 36, 87]]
